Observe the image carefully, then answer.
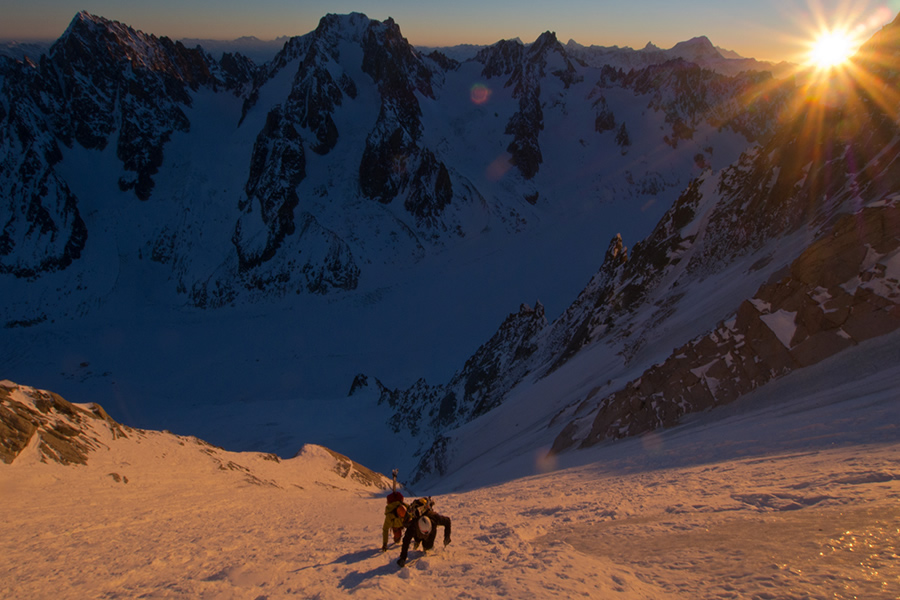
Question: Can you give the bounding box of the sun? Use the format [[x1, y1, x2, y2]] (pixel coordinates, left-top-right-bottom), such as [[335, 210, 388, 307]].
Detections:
[[808, 29, 856, 69]]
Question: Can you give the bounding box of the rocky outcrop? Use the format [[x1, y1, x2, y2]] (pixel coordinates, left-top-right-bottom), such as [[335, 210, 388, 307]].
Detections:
[[47, 12, 224, 199], [0, 12, 255, 282], [314, 445, 394, 489], [600, 59, 793, 145], [0, 380, 129, 465], [0, 57, 87, 278], [354, 301, 548, 480], [553, 201, 900, 452], [216, 52, 257, 95], [233, 106, 307, 271], [0, 379, 394, 491], [475, 31, 581, 180], [540, 178, 700, 373], [357, 17, 459, 227]]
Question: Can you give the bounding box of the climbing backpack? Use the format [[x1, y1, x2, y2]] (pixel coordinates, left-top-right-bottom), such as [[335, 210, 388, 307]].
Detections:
[[407, 496, 434, 520]]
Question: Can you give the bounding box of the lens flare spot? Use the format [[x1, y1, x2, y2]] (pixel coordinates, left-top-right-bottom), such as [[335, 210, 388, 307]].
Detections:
[[470, 83, 492, 105], [535, 447, 558, 474], [486, 153, 512, 181]]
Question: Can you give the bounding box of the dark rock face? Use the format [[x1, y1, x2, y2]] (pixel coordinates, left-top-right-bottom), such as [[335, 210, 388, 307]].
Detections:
[[364, 301, 549, 481], [504, 89, 544, 179], [47, 12, 220, 200], [0, 58, 88, 277], [593, 95, 617, 133], [357, 17, 458, 226], [229, 97, 362, 298], [292, 213, 361, 294], [402, 151, 453, 226], [217, 52, 257, 95], [280, 17, 361, 156], [0, 380, 129, 465], [476, 39, 524, 79], [233, 106, 306, 271], [0, 12, 255, 282], [475, 32, 581, 180]]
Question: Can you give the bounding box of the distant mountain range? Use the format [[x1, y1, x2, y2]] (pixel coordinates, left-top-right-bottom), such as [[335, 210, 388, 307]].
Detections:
[[2, 10, 899, 483], [0, 10, 795, 323], [564, 36, 795, 77], [1, 24, 795, 73], [178, 35, 291, 63]]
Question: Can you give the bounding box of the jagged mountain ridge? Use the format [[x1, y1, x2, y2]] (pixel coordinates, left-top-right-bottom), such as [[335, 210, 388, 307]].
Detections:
[[1, 11, 795, 326], [364, 14, 900, 482]]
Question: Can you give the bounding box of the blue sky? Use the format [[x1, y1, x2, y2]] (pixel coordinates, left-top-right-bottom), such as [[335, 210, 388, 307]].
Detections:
[[1, 0, 898, 61]]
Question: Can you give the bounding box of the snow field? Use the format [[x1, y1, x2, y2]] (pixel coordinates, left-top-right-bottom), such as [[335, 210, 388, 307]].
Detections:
[[2, 402, 897, 599]]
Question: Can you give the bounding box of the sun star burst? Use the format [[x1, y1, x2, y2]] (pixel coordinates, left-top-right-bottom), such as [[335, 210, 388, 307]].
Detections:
[[809, 29, 856, 68]]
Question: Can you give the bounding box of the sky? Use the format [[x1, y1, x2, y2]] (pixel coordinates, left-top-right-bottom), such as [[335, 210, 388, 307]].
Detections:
[[1, 0, 898, 62]]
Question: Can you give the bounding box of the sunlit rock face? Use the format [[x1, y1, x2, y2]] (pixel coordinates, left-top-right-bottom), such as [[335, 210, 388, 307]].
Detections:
[[552, 202, 900, 452], [0, 380, 129, 465]]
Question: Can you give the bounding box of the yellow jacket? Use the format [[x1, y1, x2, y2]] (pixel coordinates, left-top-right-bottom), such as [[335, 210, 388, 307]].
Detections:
[[383, 500, 407, 529]]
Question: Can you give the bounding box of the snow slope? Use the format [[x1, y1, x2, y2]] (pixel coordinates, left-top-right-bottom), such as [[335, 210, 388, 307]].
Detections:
[[2, 332, 898, 600]]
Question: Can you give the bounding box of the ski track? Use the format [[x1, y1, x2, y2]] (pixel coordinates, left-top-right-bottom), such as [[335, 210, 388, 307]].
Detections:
[[2, 436, 898, 599]]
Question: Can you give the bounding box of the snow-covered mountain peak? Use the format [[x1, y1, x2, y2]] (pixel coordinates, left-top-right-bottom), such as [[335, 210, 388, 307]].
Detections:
[[57, 11, 172, 67], [308, 11, 378, 51], [529, 30, 561, 54]]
